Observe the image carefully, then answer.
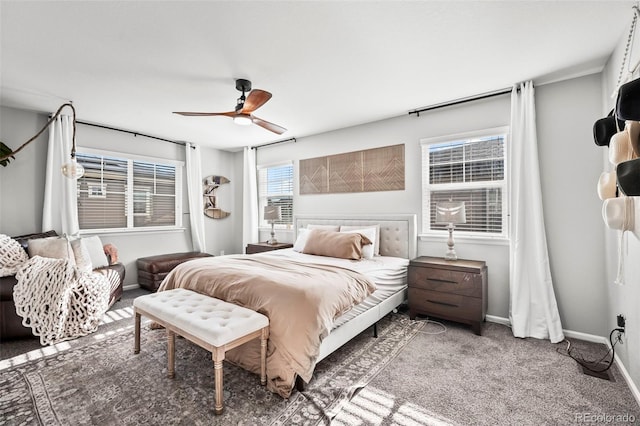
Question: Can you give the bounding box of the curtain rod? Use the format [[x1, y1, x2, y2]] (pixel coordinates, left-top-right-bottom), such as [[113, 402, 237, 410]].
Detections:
[[76, 120, 194, 148], [251, 137, 297, 150], [408, 87, 512, 117]]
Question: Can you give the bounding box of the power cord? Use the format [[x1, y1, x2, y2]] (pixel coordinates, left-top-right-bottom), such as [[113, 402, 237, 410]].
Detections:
[[557, 328, 624, 374], [414, 317, 447, 335]]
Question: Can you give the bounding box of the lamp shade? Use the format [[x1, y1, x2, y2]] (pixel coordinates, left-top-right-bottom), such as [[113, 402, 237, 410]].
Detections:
[[435, 201, 466, 224], [264, 205, 281, 221]]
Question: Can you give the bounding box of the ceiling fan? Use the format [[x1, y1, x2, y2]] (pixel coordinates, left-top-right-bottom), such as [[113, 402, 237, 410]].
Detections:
[[173, 79, 287, 135]]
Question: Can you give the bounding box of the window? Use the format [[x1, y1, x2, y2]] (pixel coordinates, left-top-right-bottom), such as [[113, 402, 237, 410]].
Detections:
[[258, 162, 293, 227], [421, 127, 508, 237], [76, 149, 183, 232]]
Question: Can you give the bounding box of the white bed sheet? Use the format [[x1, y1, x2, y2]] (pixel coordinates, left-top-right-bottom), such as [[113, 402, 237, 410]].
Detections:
[[258, 248, 408, 328]]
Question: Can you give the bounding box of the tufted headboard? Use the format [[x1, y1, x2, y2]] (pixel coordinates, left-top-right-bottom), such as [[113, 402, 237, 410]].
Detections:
[[293, 214, 417, 259]]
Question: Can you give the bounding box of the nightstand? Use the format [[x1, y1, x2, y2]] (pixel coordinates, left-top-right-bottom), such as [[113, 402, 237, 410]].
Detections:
[[408, 256, 487, 335], [245, 242, 293, 254]]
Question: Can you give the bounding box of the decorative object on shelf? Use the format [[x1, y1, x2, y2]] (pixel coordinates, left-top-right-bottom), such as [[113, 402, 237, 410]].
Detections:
[[435, 201, 466, 261], [0, 103, 84, 179], [264, 206, 281, 245], [203, 175, 230, 219]]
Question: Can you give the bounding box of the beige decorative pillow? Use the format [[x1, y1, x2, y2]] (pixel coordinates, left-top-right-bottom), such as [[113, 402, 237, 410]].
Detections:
[[0, 234, 29, 277], [339, 224, 380, 255], [303, 229, 372, 260], [27, 236, 76, 266], [339, 227, 376, 259]]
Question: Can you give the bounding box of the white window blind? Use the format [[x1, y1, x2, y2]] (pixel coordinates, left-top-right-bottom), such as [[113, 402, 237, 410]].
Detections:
[[421, 128, 508, 237], [76, 150, 182, 232], [258, 162, 293, 226]]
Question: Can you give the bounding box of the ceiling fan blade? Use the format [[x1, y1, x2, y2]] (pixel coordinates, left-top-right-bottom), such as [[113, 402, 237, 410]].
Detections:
[[239, 90, 272, 114], [251, 115, 287, 135], [173, 111, 236, 117]]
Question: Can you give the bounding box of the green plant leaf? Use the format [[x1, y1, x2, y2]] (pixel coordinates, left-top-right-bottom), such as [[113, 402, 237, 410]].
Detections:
[[0, 141, 15, 167]]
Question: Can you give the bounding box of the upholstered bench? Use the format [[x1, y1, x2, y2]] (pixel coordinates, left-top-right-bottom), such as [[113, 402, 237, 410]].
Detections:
[[133, 288, 269, 415], [136, 252, 213, 292]]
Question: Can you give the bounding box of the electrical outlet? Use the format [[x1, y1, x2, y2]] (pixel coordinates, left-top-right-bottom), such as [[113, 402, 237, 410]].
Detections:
[[617, 314, 626, 330]]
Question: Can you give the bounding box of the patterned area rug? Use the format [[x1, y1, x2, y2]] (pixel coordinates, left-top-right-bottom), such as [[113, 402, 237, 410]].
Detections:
[[0, 313, 423, 425]]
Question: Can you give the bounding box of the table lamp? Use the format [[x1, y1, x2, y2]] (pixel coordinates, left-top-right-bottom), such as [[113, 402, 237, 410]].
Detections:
[[435, 201, 466, 260], [264, 205, 281, 245]]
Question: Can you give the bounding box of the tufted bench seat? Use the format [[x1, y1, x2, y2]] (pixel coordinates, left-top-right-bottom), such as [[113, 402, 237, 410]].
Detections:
[[137, 252, 213, 292], [133, 288, 269, 415]]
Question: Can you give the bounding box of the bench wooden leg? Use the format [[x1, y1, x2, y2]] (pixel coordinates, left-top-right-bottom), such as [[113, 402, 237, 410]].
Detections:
[[260, 327, 269, 386], [167, 330, 175, 379], [134, 312, 141, 354], [213, 349, 225, 415]]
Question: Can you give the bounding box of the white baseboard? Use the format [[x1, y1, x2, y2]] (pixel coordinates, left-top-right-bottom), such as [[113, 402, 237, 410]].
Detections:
[[123, 283, 140, 291], [562, 329, 608, 345], [607, 339, 640, 407], [485, 314, 510, 326], [486, 315, 640, 405]]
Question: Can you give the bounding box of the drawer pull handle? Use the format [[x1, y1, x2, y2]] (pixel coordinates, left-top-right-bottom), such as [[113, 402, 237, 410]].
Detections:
[[427, 299, 458, 308], [427, 278, 457, 285]]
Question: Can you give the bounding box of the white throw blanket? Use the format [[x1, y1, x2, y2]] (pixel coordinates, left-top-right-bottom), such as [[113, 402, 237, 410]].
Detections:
[[14, 256, 110, 345]]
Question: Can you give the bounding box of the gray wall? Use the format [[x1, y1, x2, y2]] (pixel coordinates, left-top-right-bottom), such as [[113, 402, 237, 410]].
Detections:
[[0, 106, 49, 235], [535, 75, 608, 336]]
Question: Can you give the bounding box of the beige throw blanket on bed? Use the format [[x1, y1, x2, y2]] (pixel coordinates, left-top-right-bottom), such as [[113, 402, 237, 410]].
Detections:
[[158, 255, 376, 398]]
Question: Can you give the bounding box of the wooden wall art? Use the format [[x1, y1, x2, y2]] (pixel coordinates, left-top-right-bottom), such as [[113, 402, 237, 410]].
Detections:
[[203, 175, 230, 219], [300, 144, 405, 194]]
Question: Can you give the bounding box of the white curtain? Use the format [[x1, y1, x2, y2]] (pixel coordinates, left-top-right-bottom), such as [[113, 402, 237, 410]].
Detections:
[[242, 146, 259, 249], [185, 143, 206, 252], [42, 114, 79, 236], [509, 81, 564, 343]]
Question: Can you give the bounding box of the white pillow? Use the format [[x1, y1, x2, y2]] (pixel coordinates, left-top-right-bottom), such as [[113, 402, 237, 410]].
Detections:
[[293, 228, 310, 252], [340, 225, 380, 256], [70, 238, 94, 274], [339, 228, 376, 259], [27, 236, 76, 266], [0, 234, 29, 277], [306, 224, 340, 232], [83, 235, 109, 268]]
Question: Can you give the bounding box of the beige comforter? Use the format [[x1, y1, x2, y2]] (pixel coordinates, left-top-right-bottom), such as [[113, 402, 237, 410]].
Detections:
[[157, 254, 376, 398]]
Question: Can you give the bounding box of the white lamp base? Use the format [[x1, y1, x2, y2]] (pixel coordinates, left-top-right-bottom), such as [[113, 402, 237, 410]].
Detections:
[[444, 223, 458, 261], [267, 223, 278, 245]]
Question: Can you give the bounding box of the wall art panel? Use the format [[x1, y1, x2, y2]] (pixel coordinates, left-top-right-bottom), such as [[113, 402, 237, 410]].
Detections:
[[300, 144, 405, 194]]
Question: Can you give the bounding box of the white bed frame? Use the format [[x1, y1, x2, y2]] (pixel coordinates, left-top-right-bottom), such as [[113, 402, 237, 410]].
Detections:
[[293, 214, 417, 364]]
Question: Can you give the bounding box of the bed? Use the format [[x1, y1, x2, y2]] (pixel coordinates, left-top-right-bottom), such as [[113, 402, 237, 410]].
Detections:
[[157, 214, 416, 398]]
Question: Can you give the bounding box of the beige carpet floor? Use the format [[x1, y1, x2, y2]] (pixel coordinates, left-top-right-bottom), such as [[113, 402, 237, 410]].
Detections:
[[1, 289, 639, 425]]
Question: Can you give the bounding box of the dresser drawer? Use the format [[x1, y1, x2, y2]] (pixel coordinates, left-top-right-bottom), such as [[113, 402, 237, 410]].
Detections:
[[408, 267, 482, 297], [408, 288, 482, 322]]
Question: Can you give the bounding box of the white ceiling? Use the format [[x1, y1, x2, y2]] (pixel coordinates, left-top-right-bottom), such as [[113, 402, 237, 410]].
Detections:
[[1, 1, 636, 151]]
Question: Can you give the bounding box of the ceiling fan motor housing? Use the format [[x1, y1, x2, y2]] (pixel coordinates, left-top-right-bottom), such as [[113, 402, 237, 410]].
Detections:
[[235, 78, 252, 93], [235, 79, 252, 111]]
